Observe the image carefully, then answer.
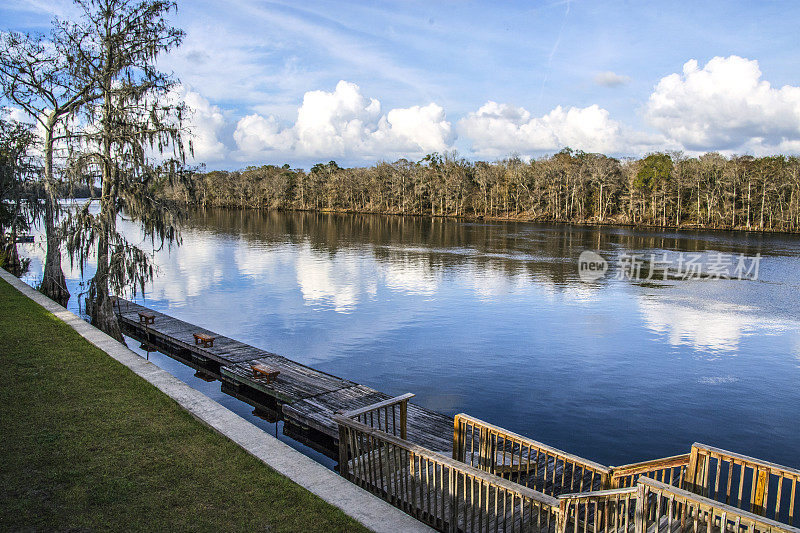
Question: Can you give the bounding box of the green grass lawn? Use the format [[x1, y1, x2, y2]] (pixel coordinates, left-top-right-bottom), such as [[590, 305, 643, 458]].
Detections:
[[0, 276, 369, 532]]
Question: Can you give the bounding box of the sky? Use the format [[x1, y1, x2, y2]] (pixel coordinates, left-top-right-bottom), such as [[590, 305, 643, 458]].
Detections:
[[3, 0, 800, 169]]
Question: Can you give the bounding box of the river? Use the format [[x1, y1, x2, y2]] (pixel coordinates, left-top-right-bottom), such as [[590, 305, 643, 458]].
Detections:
[[17, 207, 800, 468]]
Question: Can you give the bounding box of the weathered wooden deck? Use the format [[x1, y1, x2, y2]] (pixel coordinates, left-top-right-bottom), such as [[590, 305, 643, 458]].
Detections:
[[114, 299, 453, 454]]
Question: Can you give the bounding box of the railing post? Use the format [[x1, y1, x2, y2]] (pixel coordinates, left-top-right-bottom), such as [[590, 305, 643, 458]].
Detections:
[[634, 483, 647, 533], [448, 466, 457, 533], [452, 415, 461, 461], [399, 398, 408, 440], [557, 498, 568, 533], [477, 426, 489, 471], [685, 445, 699, 493], [754, 469, 768, 516], [338, 424, 350, 479]]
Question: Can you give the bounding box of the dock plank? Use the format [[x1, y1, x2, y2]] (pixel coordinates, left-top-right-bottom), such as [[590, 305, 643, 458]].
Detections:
[[114, 298, 455, 457], [118, 306, 266, 365], [283, 385, 390, 437], [284, 385, 453, 453], [222, 357, 357, 404]]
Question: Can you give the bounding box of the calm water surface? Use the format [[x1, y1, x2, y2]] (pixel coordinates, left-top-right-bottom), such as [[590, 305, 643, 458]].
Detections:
[[19, 208, 800, 468]]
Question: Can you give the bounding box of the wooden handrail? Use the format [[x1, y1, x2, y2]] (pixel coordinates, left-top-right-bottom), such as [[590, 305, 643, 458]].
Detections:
[[454, 413, 610, 473], [337, 411, 800, 532], [558, 485, 639, 533], [609, 453, 691, 490], [335, 413, 562, 509], [340, 393, 413, 440], [692, 443, 800, 478], [340, 393, 415, 419], [610, 453, 691, 478], [559, 486, 638, 500], [638, 477, 800, 533], [686, 443, 800, 525]]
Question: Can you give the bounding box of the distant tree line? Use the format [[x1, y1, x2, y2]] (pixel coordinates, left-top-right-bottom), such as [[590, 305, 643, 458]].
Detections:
[[160, 150, 800, 232]]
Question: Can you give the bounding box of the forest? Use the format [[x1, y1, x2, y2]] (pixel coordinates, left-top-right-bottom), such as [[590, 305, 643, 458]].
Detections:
[[159, 150, 800, 232]]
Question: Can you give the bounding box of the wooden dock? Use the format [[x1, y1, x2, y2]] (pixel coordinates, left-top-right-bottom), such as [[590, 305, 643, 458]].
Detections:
[[111, 299, 800, 533], [113, 299, 453, 454]]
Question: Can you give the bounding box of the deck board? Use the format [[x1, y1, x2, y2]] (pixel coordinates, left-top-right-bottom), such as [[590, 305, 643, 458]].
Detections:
[[284, 385, 453, 452], [222, 356, 357, 404], [115, 298, 454, 454]]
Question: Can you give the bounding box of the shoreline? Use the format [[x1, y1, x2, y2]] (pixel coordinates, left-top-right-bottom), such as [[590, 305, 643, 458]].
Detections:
[[178, 203, 800, 237]]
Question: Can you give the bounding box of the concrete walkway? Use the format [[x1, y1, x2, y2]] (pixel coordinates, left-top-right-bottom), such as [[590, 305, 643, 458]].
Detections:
[[0, 269, 434, 533]]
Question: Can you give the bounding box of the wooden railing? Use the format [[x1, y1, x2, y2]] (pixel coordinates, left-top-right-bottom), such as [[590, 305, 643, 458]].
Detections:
[[558, 487, 638, 533], [558, 477, 800, 533], [453, 414, 611, 497], [336, 412, 562, 532], [340, 392, 413, 440], [636, 477, 800, 533], [335, 404, 800, 532], [685, 444, 800, 527], [610, 454, 690, 489]]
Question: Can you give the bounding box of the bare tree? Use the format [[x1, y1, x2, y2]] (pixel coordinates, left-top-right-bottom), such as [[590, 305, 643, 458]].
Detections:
[[63, 0, 190, 341], [0, 30, 101, 305]]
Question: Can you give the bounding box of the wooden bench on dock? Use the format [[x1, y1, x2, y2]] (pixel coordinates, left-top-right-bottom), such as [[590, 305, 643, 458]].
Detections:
[[193, 333, 216, 348], [250, 363, 280, 384], [137, 311, 155, 325]]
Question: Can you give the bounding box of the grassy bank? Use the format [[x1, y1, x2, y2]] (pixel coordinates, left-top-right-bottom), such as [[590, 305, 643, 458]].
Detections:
[[0, 276, 369, 532]]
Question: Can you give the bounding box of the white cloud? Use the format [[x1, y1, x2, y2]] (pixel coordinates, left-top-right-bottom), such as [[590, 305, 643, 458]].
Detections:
[[233, 114, 294, 156], [233, 241, 282, 280], [594, 71, 631, 87], [3, 106, 32, 124], [2, 106, 52, 160], [292, 80, 381, 156], [176, 87, 229, 163], [638, 298, 752, 353], [233, 80, 454, 160], [458, 101, 626, 157], [375, 104, 454, 154], [645, 55, 800, 153]]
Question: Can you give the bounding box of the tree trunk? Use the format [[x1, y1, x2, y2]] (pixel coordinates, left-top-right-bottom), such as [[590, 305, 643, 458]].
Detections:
[[38, 120, 71, 307], [746, 178, 751, 228], [90, 67, 124, 344], [91, 198, 125, 343], [598, 183, 603, 222], [40, 194, 70, 306], [90, 233, 124, 342], [4, 225, 22, 276]]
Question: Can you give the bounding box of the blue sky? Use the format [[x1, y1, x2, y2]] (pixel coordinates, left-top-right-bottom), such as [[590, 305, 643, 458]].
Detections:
[[4, 0, 800, 168]]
